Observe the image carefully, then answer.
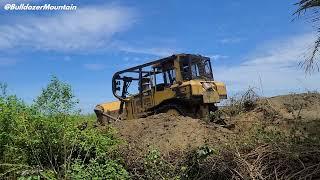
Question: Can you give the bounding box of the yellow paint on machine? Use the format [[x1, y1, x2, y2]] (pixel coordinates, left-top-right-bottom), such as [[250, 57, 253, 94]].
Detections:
[[98, 101, 121, 112]]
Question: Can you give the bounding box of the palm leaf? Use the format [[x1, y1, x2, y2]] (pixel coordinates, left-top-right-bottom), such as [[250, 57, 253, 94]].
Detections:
[[294, 0, 320, 15], [294, 0, 320, 73]]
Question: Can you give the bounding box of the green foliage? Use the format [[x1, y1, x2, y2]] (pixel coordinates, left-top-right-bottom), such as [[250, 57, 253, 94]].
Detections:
[[0, 82, 8, 97], [68, 159, 129, 180], [18, 175, 41, 180], [34, 76, 79, 115], [0, 78, 127, 179], [140, 147, 216, 180], [143, 149, 180, 180], [182, 146, 216, 179], [0, 84, 29, 164], [195, 146, 215, 160], [238, 125, 286, 149]]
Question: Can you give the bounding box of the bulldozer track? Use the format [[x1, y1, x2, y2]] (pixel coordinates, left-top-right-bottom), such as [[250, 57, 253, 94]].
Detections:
[[155, 103, 189, 117]]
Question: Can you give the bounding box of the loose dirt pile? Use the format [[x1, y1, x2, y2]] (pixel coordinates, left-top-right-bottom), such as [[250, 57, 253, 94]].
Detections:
[[113, 113, 234, 155], [113, 92, 320, 156]]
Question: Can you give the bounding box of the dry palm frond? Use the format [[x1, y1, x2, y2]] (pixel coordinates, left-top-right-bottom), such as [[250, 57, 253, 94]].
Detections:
[[299, 36, 320, 74], [294, 0, 320, 16], [294, 0, 320, 74]]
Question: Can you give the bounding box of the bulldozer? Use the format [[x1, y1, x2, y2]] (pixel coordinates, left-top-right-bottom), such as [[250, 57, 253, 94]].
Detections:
[[94, 54, 227, 123]]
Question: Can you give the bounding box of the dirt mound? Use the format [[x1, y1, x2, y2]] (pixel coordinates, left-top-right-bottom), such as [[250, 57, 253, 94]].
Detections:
[[268, 92, 320, 119], [113, 113, 234, 155], [113, 92, 320, 155]]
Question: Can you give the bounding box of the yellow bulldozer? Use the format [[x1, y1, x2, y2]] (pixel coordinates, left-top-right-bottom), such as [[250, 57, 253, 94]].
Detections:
[[94, 54, 227, 123]]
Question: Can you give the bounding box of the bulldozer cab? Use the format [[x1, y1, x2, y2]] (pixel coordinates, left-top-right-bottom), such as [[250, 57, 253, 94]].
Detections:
[[112, 54, 212, 100], [179, 55, 213, 81], [151, 55, 213, 91]]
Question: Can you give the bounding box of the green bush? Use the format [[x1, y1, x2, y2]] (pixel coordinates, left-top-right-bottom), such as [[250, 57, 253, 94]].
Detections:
[[0, 78, 127, 179], [138, 147, 216, 180], [143, 149, 180, 180], [33, 76, 79, 115], [0, 83, 30, 165], [68, 159, 129, 180]]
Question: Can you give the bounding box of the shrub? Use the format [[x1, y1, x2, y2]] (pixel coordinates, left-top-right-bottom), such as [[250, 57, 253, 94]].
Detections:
[[143, 149, 179, 179], [0, 83, 30, 165], [0, 78, 127, 179], [33, 75, 79, 115], [132, 147, 217, 180], [68, 159, 129, 180]]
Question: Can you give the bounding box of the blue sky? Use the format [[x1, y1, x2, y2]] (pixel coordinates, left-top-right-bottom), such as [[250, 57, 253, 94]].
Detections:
[[1, 0, 319, 113]]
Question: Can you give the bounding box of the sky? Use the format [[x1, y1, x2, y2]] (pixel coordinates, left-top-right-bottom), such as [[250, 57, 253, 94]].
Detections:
[[0, 0, 320, 113]]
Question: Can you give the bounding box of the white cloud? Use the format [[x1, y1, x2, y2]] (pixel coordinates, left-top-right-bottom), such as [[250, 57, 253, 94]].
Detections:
[[219, 37, 246, 44], [0, 58, 17, 66], [0, 4, 181, 63], [117, 45, 179, 57], [0, 5, 136, 52], [243, 33, 315, 67], [208, 54, 229, 60], [83, 63, 106, 71], [214, 32, 320, 96]]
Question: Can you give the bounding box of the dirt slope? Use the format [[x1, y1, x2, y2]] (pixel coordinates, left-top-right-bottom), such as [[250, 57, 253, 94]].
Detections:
[[114, 114, 234, 155], [113, 92, 320, 155]]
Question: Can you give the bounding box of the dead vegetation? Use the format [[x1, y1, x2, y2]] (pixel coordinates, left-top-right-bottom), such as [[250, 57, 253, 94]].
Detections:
[[110, 90, 320, 179], [196, 143, 320, 179], [211, 88, 260, 121], [209, 87, 280, 126]]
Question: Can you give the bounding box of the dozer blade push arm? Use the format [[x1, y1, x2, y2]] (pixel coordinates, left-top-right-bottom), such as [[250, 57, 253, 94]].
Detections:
[[112, 73, 136, 114], [112, 74, 136, 100], [112, 73, 123, 101]]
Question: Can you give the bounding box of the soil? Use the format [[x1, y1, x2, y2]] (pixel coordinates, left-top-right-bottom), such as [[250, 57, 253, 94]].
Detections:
[[112, 92, 320, 155]]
